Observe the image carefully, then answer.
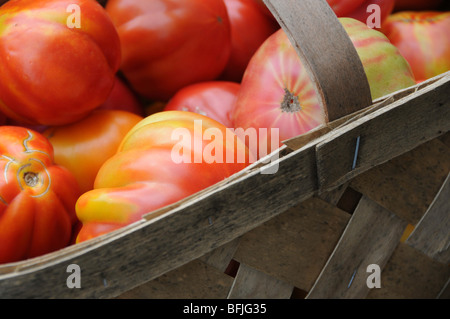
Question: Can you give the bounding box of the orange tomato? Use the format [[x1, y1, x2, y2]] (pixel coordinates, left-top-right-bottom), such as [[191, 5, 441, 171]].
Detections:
[[43, 110, 143, 193], [75, 111, 253, 242]]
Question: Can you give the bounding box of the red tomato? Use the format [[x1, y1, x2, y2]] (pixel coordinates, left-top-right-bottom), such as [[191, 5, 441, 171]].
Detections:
[[0, 126, 81, 264], [250, 0, 277, 22], [75, 111, 253, 242], [327, 0, 395, 27], [327, 0, 366, 16], [220, 0, 280, 82], [106, 0, 232, 102], [163, 81, 241, 127], [98, 77, 145, 117], [394, 0, 443, 11], [43, 110, 143, 194], [381, 11, 450, 82], [0, 0, 121, 126]]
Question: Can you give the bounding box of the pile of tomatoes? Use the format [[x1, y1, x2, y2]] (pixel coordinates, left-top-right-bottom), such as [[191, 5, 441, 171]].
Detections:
[[0, 0, 448, 264]]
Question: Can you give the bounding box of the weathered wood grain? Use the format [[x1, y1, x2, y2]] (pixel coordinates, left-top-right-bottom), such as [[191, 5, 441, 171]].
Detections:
[[306, 196, 407, 299], [350, 138, 450, 225], [227, 263, 293, 299], [263, 0, 372, 122], [199, 238, 241, 273], [116, 259, 234, 299], [406, 173, 450, 264], [316, 72, 450, 191], [367, 243, 450, 299], [233, 197, 351, 291]]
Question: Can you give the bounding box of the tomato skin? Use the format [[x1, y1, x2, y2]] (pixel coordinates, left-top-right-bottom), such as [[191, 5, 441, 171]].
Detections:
[[381, 11, 450, 82], [97, 77, 145, 117], [0, 126, 80, 264], [43, 110, 143, 194], [106, 0, 232, 102], [75, 111, 253, 242], [327, 0, 395, 26], [163, 81, 241, 127], [250, 0, 277, 21], [0, 0, 121, 126], [220, 0, 279, 82]]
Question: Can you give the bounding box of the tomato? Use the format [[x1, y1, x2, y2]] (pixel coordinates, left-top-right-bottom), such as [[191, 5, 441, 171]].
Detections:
[[232, 18, 416, 153], [43, 110, 143, 194], [327, 0, 395, 27], [327, 0, 366, 17], [0, 0, 121, 126], [75, 111, 253, 242], [106, 0, 232, 102], [394, 0, 443, 11], [250, 0, 277, 22], [163, 81, 241, 127], [0, 126, 80, 264], [381, 11, 450, 83], [98, 77, 145, 117], [220, 0, 279, 82]]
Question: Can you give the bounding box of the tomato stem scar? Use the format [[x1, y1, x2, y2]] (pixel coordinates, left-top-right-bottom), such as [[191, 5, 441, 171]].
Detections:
[[281, 88, 301, 113]]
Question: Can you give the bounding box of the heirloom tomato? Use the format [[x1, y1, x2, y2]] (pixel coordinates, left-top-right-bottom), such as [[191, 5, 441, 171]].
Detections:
[[0, 0, 121, 126], [327, 0, 395, 27], [220, 0, 279, 82], [163, 81, 241, 127], [250, 0, 276, 22], [98, 77, 145, 117], [75, 111, 253, 242], [0, 126, 80, 264], [233, 18, 416, 152], [381, 11, 450, 82], [43, 110, 143, 194], [106, 0, 232, 102]]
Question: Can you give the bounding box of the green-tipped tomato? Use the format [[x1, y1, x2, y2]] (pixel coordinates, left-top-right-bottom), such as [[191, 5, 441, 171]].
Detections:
[[233, 18, 416, 153]]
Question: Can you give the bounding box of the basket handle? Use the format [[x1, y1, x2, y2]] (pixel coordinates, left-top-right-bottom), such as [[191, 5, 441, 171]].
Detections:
[[263, 0, 373, 122]]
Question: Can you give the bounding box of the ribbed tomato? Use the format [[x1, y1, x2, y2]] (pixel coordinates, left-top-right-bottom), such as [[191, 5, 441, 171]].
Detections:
[[0, 0, 121, 126], [75, 111, 253, 242], [106, 0, 232, 102], [0, 126, 80, 264]]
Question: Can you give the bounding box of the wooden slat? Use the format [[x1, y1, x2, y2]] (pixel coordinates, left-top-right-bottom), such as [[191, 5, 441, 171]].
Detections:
[[117, 259, 234, 299], [227, 263, 293, 299], [263, 0, 372, 122], [351, 138, 450, 225], [406, 173, 450, 264], [199, 238, 241, 273], [367, 243, 450, 299], [233, 197, 350, 291], [306, 196, 407, 299], [316, 72, 450, 191]]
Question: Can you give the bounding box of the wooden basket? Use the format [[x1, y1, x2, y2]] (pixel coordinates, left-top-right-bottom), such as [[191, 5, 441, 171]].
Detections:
[[0, 0, 449, 299]]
